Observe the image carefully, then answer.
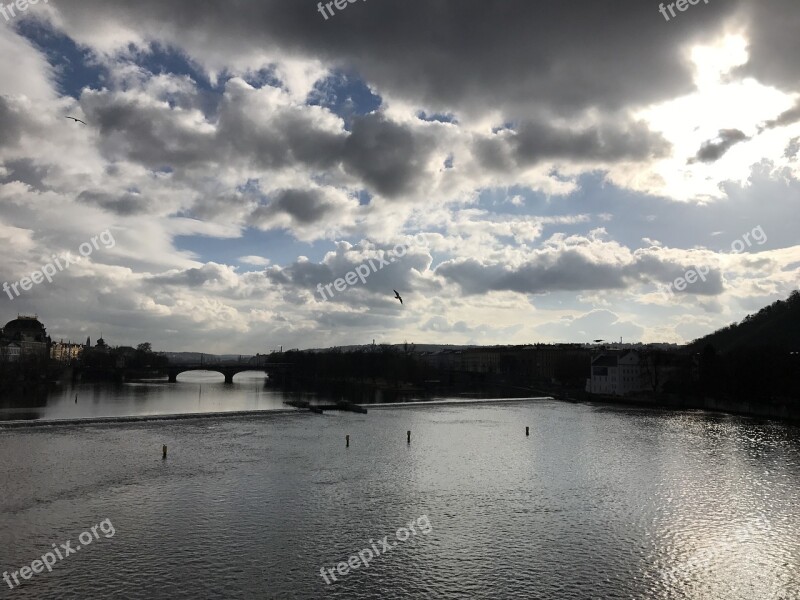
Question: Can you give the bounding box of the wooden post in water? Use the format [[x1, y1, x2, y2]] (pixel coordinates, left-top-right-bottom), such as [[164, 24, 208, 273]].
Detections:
[[407, 430, 411, 444], [162, 445, 167, 459], [346, 435, 350, 448], [526, 426, 529, 437]]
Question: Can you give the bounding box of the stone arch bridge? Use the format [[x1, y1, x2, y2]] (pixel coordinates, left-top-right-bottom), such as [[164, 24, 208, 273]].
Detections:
[[166, 362, 292, 384]]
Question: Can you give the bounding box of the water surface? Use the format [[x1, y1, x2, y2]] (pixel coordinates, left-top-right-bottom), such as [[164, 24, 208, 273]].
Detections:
[[1, 400, 799, 599], [0, 372, 292, 421]]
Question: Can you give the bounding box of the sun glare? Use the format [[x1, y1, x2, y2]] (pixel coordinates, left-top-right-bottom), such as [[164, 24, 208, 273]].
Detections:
[[637, 35, 796, 201]]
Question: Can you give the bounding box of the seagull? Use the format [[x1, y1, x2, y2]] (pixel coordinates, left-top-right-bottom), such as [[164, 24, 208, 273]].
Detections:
[[393, 289, 403, 305], [66, 116, 87, 125]]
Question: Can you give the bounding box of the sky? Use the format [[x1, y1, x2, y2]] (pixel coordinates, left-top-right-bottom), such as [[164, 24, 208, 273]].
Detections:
[[0, 0, 798, 353]]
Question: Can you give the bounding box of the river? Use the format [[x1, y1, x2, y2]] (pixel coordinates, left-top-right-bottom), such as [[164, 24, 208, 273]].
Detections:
[[0, 379, 798, 598]]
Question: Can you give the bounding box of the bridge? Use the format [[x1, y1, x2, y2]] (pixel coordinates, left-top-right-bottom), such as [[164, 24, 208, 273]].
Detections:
[[166, 362, 292, 384]]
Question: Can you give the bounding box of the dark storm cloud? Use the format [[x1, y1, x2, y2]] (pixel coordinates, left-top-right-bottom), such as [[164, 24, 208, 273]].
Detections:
[[342, 114, 435, 197], [51, 0, 743, 121], [436, 250, 725, 296], [77, 190, 151, 215], [691, 129, 748, 164], [733, 0, 800, 92], [436, 252, 629, 295], [252, 189, 338, 225], [477, 119, 671, 172]]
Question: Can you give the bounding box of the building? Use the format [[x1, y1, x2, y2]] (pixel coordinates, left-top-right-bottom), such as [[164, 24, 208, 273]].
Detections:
[[520, 344, 591, 383], [586, 350, 649, 396], [416, 344, 591, 386], [51, 340, 84, 363], [0, 341, 21, 362], [0, 315, 50, 359], [459, 349, 502, 374]]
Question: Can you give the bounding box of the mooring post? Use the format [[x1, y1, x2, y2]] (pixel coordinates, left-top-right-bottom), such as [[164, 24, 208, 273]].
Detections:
[[346, 435, 350, 448], [526, 426, 529, 436], [162, 445, 167, 459], [407, 430, 411, 444]]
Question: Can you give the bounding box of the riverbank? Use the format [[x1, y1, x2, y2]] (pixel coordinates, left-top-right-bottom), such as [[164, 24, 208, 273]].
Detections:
[[582, 392, 800, 423]]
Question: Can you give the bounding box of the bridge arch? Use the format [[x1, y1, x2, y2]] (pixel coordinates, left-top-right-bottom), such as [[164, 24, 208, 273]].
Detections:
[[164, 362, 291, 384], [167, 366, 266, 384]]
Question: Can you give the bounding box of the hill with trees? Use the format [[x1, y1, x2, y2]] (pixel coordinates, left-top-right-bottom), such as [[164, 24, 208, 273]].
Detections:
[[688, 290, 799, 404], [689, 290, 800, 353]]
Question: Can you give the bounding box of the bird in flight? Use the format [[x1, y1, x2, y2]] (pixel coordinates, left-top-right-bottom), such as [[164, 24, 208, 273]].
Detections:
[[393, 289, 403, 305], [65, 116, 87, 125]]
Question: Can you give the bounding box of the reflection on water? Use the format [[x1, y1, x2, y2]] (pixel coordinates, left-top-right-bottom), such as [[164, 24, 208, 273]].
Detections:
[[0, 373, 535, 422], [0, 402, 798, 599], [0, 371, 303, 421]]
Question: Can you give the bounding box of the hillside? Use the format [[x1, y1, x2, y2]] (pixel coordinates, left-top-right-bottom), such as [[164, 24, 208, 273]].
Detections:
[[690, 290, 800, 353]]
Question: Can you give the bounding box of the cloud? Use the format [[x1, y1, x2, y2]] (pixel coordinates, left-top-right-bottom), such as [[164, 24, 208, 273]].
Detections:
[[77, 190, 151, 215], [146, 263, 240, 290], [760, 101, 800, 131], [437, 251, 629, 295], [266, 240, 435, 306], [239, 255, 270, 266], [43, 0, 748, 122], [0, 97, 26, 150], [690, 129, 749, 164], [435, 234, 728, 297], [733, 0, 800, 92], [785, 137, 800, 160], [82, 77, 345, 174], [342, 113, 437, 198], [510, 119, 670, 166], [253, 188, 340, 225], [1, 1, 799, 352]]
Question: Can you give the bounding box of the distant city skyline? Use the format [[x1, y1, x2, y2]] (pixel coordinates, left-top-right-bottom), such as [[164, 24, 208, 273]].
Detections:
[[0, 308, 729, 356], [1, 1, 799, 353]]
